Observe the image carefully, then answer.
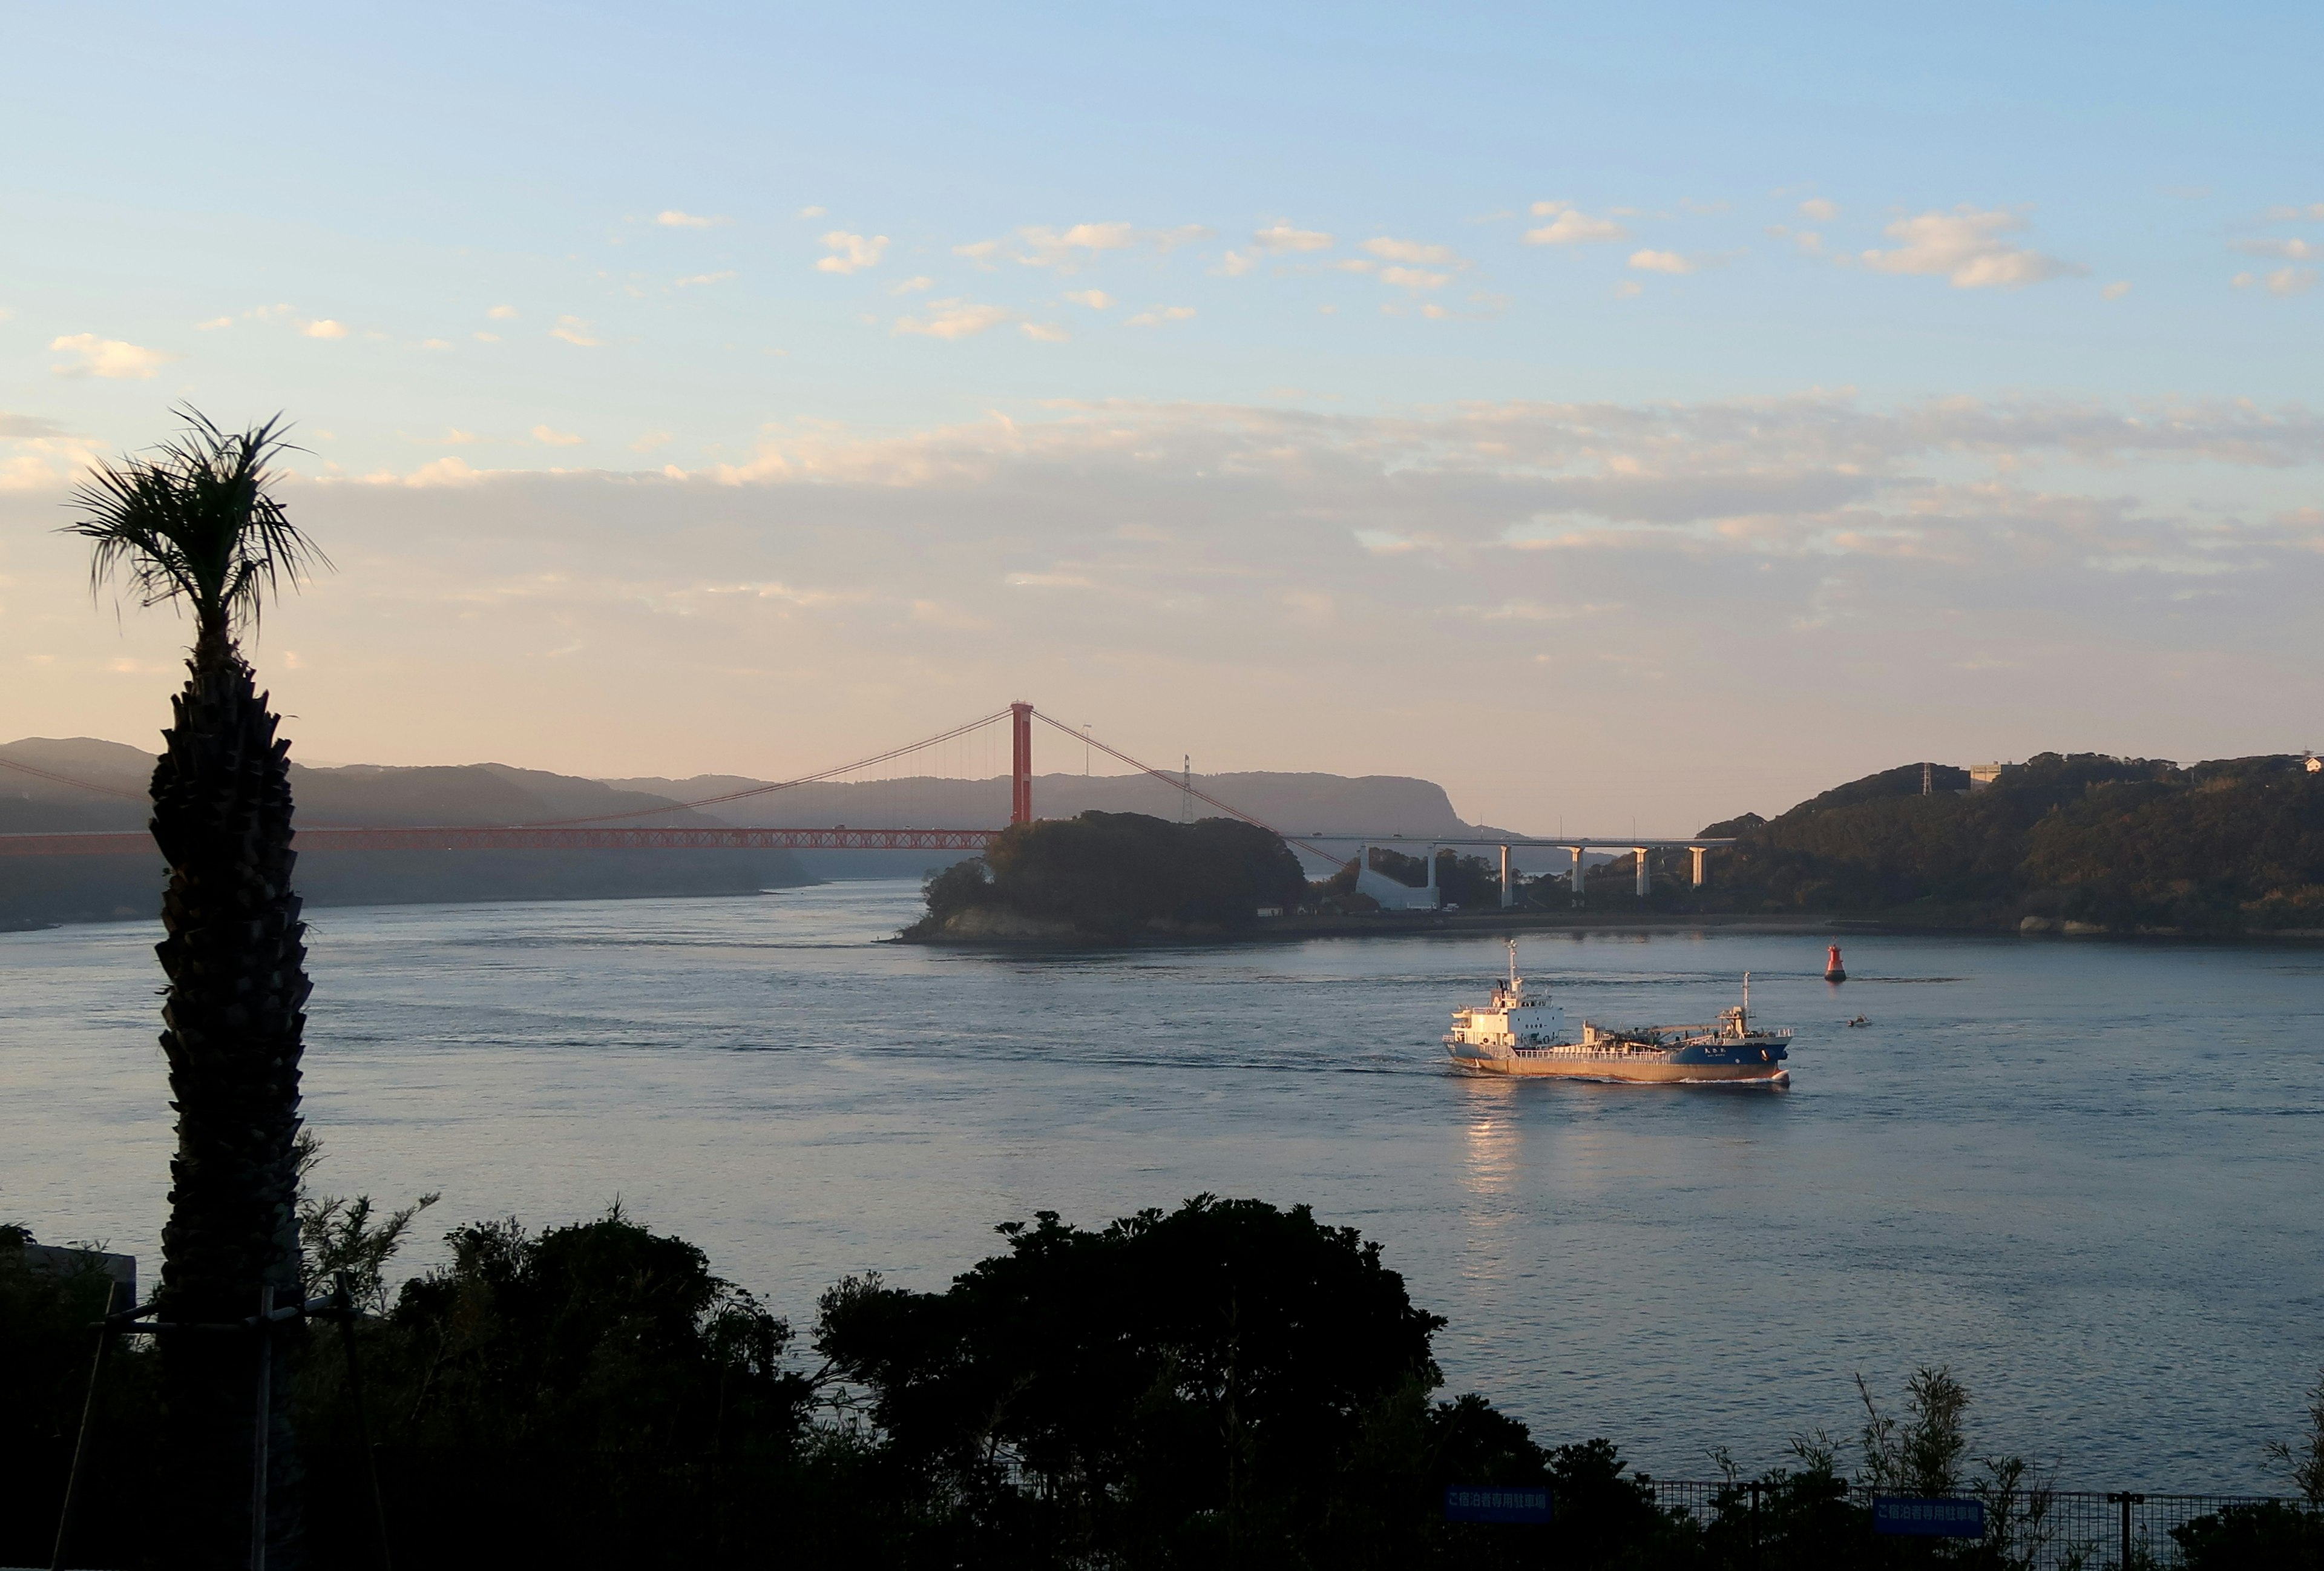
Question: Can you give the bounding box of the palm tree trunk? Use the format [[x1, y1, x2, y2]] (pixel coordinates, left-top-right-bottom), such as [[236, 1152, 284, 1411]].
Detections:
[[151, 636, 310, 1570]]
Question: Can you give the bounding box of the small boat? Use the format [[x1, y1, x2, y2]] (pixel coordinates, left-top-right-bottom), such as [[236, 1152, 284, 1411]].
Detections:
[[1445, 941, 1791, 1084]]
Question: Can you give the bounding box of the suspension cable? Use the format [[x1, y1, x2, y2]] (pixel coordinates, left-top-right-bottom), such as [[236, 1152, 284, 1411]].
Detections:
[[1029, 710, 1334, 863], [0, 755, 147, 801], [510, 708, 1016, 826]]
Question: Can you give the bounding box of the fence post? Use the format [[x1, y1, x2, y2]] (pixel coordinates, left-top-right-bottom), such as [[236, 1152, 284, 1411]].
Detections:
[[2106, 1491, 2144, 1569], [48, 1277, 126, 1571]]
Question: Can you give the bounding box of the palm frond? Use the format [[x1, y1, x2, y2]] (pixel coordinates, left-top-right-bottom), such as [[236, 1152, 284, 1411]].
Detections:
[[61, 406, 330, 641]]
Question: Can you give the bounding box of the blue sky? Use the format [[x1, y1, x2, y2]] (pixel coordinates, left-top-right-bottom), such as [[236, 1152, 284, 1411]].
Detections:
[[5, 2, 2323, 829]]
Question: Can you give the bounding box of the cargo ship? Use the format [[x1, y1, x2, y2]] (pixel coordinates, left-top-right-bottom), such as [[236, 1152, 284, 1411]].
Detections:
[[1445, 942, 1791, 1085]]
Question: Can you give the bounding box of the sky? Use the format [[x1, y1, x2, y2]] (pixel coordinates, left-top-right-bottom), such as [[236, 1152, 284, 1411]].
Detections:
[[4, 0, 2323, 833]]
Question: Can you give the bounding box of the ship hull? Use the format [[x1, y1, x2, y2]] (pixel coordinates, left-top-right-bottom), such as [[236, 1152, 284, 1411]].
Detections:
[[1451, 1054, 1788, 1085]]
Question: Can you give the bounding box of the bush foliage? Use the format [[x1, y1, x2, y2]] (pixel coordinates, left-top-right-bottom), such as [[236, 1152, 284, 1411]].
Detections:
[[14, 1205, 2324, 1569]]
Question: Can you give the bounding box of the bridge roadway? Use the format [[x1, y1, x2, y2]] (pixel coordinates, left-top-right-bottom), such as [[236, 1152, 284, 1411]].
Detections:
[[0, 826, 999, 856], [0, 826, 1731, 901]]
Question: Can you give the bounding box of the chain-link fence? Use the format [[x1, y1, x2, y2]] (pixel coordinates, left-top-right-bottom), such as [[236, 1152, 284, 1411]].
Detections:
[[1649, 1477, 2305, 1568]]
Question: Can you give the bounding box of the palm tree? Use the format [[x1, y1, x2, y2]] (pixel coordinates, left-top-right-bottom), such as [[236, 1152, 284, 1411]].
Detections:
[[67, 409, 327, 1570]]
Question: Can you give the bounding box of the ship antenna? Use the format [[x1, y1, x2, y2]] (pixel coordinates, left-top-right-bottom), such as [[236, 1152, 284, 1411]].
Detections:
[[1508, 937, 1518, 990], [1742, 971, 1750, 1024]]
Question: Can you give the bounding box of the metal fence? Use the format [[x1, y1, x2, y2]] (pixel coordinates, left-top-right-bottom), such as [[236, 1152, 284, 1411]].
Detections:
[[1649, 1478, 2301, 1568]]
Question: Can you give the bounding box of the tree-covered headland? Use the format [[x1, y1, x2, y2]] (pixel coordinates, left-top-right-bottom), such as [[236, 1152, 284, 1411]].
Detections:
[[1694, 751, 2324, 935]]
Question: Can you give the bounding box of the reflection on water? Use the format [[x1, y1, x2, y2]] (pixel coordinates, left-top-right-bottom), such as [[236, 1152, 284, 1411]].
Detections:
[[4, 882, 2322, 1490]]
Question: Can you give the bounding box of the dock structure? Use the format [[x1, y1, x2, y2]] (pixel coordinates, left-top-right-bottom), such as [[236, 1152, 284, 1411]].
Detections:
[[1302, 834, 1736, 909]]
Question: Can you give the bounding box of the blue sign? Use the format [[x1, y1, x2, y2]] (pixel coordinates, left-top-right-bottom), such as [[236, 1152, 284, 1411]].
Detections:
[[1872, 1495, 1985, 1538], [1444, 1484, 1552, 1524]]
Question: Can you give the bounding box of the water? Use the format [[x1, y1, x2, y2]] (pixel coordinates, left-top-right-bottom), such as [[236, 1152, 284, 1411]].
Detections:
[[4, 881, 2320, 1490]]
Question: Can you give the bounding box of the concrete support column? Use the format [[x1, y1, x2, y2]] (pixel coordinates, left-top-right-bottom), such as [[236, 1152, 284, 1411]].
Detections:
[[1499, 844, 1513, 907], [1634, 848, 1651, 897], [1426, 845, 1440, 905], [1690, 846, 1707, 887], [1567, 848, 1587, 896]]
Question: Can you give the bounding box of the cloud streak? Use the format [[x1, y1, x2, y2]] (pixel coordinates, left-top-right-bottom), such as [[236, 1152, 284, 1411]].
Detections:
[[1859, 206, 2088, 288]]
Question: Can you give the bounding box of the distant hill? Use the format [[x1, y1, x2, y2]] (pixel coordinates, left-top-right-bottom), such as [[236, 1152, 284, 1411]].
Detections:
[[0, 739, 810, 927], [1695, 752, 2324, 934]]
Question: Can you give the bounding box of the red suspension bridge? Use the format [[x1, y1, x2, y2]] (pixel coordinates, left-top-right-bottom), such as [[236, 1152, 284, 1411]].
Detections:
[[0, 702, 1732, 894]]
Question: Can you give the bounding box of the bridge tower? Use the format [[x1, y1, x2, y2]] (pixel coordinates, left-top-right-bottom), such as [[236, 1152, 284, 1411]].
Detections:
[[1010, 701, 1034, 825]]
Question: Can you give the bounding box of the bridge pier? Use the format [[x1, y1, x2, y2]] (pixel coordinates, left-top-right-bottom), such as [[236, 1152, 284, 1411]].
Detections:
[[1634, 848, 1651, 897], [1566, 847, 1586, 898], [1499, 844, 1512, 907], [1691, 846, 1707, 887]]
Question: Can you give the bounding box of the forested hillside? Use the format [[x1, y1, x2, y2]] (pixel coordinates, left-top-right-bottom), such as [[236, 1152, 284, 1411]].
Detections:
[[1698, 752, 2324, 934]]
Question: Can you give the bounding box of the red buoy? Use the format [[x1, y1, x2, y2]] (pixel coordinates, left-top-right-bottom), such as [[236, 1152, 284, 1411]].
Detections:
[[1825, 944, 1847, 983]]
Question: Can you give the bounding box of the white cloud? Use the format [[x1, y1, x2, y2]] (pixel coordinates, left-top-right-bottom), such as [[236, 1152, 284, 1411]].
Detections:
[[675, 271, 738, 287], [1214, 251, 1260, 276], [195, 316, 232, 331], [402, 456, 482, 487], [631, 431, 672, 452], [1125, 305, 1196, 327], [1613, 280, 1644, 298], [1065, 289, 1114, 309], [2234, 267, 2317, 297], [488, 305, 519, 320], [48, 334, 177, 380], [2262, 203, 2324, 222], [1011, 222, 1138, 269], [2235, 237, 2320, 260], [1524, 202, 1629, 245], [243, 303, 294, 322], [419, 337, 453, 350], [474, 332, 501, 343], [893, 299, 1013, 340], [1377, 266, 1451, 292], [891, 276, 934, 294], [957, 222, 1215, 273], [550, 316, 603, 347], [1859, 206, 2087, 288], [656, 210, 729, 228], [532, 425, 584, 447], [2102, 281, 2133, 301], [300, 318, 349, 339], [797, 205, 827, 218], [816, 232, 889, 274], [1362, 236, 1465, 267], [1628, 250, 1696, 275], [1255, 223, 1333, 253], [1797, 198, 1838, 222], [442, 429, 481, 444], [1020, 321, 1071, 343]]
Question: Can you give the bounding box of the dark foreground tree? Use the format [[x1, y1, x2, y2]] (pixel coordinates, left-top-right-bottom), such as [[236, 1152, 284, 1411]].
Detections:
[[67, 409, 327, 1569]]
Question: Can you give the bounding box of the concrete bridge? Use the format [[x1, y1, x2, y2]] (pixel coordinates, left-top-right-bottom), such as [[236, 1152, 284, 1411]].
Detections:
[[1304, 835, 1736, 910]]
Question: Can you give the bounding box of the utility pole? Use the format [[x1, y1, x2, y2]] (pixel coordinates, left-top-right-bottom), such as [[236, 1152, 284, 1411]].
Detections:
[[1181, 755, 1192, 822]]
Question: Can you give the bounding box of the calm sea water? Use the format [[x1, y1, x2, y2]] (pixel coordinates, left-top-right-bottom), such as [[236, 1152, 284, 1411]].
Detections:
[[5, 881, 2320, 1490]]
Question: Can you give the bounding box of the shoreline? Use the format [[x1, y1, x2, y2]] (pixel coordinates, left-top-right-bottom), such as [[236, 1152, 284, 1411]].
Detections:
[[894, 906, 2324, 949]]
